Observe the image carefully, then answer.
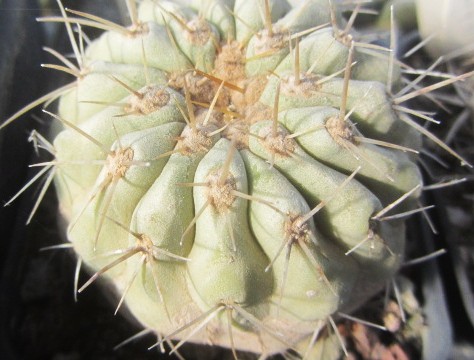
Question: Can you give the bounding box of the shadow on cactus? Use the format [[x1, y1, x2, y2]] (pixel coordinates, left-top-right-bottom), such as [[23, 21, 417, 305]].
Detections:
[[2, 0, 472, 358]]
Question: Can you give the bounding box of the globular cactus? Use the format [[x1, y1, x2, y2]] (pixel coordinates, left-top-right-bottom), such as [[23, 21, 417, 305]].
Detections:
[[3, 0, 472, 358]]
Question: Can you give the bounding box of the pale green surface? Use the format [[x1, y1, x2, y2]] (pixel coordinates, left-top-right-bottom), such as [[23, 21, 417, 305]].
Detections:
[[260, 74, 421, 148], [187, 139, 273, 309], [279, 106, 422, 206], [58, 62, 168, 124], [67, 122, 185, 272], [275, 28, 349, 77], [54, 86, 185, 195], [234, 0, 291, 45], [249, 120, 381, 247], [138, 0, 220, 72], [47, 0, 423, 356], [273, 0, 332, 34], [245, 0, 335, 77], [242, 150, 358, 321], [86, 21, 192, 72], [190, 0, 236, 40]]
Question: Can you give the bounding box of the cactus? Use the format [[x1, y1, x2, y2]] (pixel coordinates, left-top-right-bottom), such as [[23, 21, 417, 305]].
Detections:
[[2, 0, 472, 358]]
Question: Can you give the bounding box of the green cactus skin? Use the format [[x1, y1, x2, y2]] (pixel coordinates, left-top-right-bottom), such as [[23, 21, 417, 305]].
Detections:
[[12, 0, 469, 357]]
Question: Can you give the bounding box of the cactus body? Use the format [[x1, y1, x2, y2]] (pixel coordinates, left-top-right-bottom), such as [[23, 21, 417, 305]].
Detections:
[[18, 0, 428, 357]]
